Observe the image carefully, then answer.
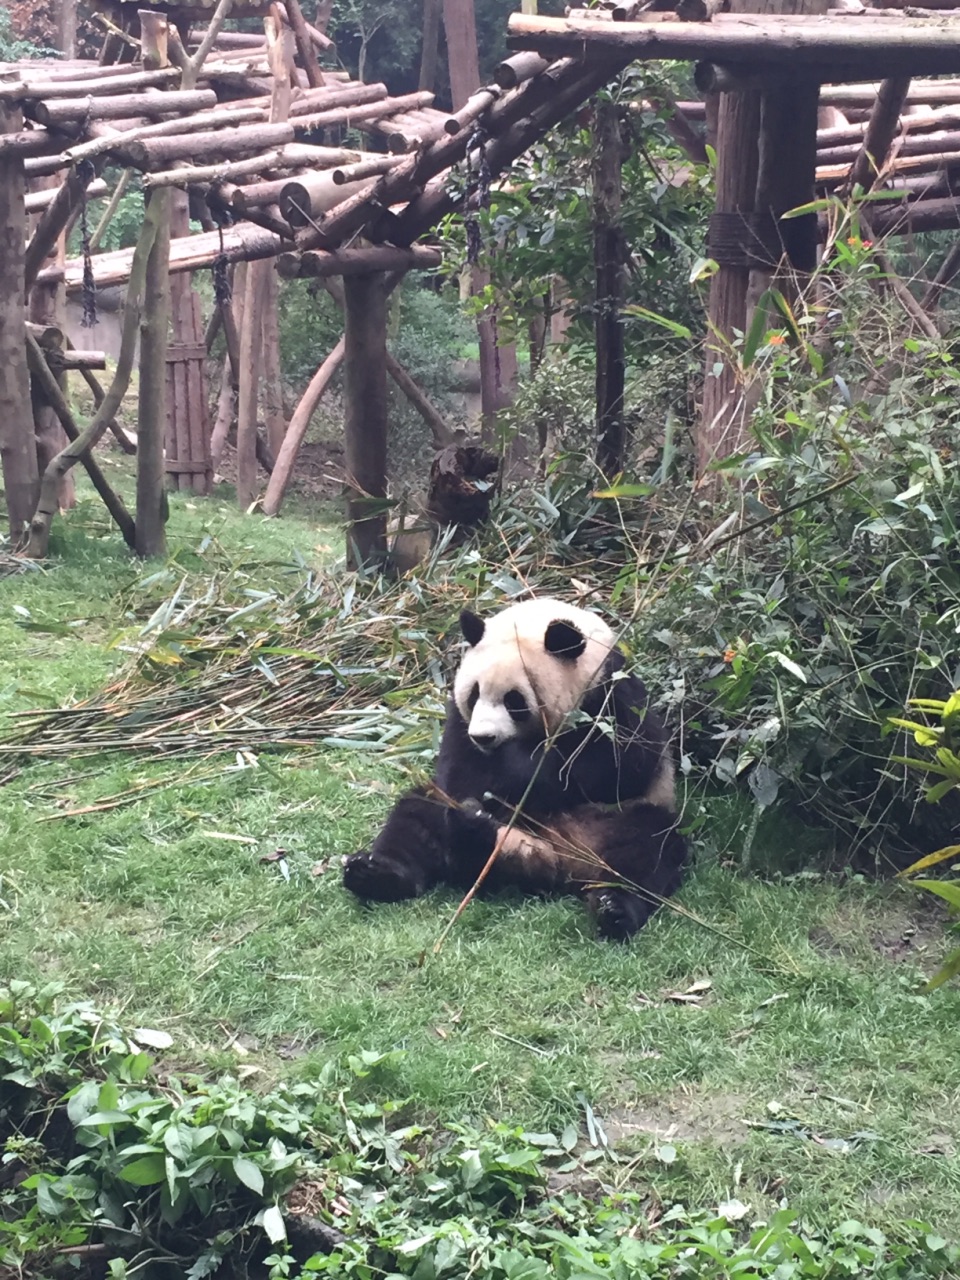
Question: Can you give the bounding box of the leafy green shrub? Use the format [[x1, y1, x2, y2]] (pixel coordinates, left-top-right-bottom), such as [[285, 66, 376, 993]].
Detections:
[[890, 692, 960, 987], [2, 982, 956, 1280]]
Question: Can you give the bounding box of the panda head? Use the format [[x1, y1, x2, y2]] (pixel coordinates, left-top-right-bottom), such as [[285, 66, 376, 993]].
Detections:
[[453, 597, 616, 753]]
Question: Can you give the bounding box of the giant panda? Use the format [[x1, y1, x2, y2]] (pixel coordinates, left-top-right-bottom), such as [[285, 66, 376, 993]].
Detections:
[[342, 597, 688, 941]]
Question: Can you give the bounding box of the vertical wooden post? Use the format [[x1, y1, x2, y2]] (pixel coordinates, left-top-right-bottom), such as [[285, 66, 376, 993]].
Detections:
[[748, 77, 821, 315], [343, 273, 388, 570], [28, 176, 75, 512], [261, 266, 286, 461], [136, 11, 170, 558], [594, 99, 627, 479], [699, 90, 760, 483], [236, 13, 291, 509], [443, 0, 517, 438], [0, 102, 39, 543], [699, 0, 828, 484]]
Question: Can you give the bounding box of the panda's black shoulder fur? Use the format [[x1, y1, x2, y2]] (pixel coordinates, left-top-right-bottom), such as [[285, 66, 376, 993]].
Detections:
[[435, 648, 669, 815]]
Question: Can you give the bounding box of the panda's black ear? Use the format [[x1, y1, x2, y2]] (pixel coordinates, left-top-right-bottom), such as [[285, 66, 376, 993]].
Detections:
[[460, 609, 485, 647], [545, 618, 587, 661]]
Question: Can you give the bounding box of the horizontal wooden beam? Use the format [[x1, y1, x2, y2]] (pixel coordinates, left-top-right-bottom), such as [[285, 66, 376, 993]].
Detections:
[[276, 245, 443, 277], [507, 12, 960, 75]]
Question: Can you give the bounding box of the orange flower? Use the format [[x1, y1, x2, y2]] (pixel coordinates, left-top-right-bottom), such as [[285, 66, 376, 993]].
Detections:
[[767, 334, 786, 346], [723, 648, 736, 663], [847, 236, 860, 246]]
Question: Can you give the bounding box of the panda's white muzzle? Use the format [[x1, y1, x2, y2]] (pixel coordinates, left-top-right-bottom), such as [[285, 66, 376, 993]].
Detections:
[[467, 703, 517, 753]]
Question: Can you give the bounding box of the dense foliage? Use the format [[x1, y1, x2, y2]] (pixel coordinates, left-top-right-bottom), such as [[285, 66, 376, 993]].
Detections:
[[2, 982, 956, 1279]]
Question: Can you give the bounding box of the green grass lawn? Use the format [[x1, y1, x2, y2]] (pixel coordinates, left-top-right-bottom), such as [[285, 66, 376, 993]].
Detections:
[[2, 471, 960, 1245]]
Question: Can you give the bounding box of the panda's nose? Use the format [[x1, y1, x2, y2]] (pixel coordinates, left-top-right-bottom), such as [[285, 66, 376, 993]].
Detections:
[[470, 732, 498, 753]]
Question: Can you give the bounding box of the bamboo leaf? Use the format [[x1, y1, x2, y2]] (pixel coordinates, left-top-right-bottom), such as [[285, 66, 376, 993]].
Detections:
[[899, 846, 960, 877], [912, 879, 960, 911]]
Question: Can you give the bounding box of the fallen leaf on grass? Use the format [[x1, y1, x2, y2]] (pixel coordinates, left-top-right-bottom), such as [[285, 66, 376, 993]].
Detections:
[[133, 1027, 173, 1050], [663, 980, 711, 1005], [717, 1197, 750, 1222], [201, 830, 258, 844], [310, 859, 331, 877]]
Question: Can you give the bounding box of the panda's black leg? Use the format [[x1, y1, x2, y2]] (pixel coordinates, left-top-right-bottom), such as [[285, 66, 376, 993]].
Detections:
[[586, 887, 656, 942], [343, 788, 450, 903], [582, 803, 688, 941], [444, 800, 502, 890]]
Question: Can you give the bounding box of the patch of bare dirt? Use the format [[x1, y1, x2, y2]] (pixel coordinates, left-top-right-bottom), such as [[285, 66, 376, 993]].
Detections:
[[603, 1089, 749, 1148], [809, 897, 949, 966]]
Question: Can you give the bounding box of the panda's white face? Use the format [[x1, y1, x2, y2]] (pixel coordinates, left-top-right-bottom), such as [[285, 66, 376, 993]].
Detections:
[[453, 598, 616, 753]]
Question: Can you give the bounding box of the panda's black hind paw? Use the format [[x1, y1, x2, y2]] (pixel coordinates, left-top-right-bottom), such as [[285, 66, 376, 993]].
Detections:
[[588, 887, 654, 942], [342, 850, 422, 903]]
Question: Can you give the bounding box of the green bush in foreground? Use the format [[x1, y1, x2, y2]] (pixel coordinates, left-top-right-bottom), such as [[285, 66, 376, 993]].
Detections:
[[1, 982, 956, 1279]]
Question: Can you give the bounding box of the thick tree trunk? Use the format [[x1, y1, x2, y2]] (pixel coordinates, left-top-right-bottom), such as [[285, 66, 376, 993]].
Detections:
[[420, 0, 443, 91], [0, 104, 38, 543], [343, 275, 388, 569], [594, 100, 628, 479]]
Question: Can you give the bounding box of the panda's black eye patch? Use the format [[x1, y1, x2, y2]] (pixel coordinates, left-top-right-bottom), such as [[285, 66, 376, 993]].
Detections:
[[504, 689, 530, 721], [467, 683, 480, 711]]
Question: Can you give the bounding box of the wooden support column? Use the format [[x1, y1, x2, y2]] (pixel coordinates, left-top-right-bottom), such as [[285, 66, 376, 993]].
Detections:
[[698, 0, 827, 485], [136, 11, 171, 558], [699, 89, 760, 483], [343, 273, 388, 570], [0, 102, 39, 543], [236, 12, 291, 510], [28, 176, 75, 513], [594, 99, 628, 479], [748, 76, 821, 312], [261, 266, 286, 461]]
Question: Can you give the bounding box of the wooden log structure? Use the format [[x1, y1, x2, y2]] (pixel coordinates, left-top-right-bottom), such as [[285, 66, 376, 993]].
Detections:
[[276, 245, 443, 277], [506, 12, 960, 77]]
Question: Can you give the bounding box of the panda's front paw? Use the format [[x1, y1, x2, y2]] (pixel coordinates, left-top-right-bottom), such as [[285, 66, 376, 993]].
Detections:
[[588, 888, 652, 942], [446, 802, 499, 882], [342, 850, 421, 903]]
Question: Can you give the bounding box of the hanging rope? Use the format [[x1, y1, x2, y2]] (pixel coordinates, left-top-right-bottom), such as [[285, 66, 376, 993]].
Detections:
[[77, 158, 98, 329], [206, 193, 234, 310], [464, 123, 491, 267]]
